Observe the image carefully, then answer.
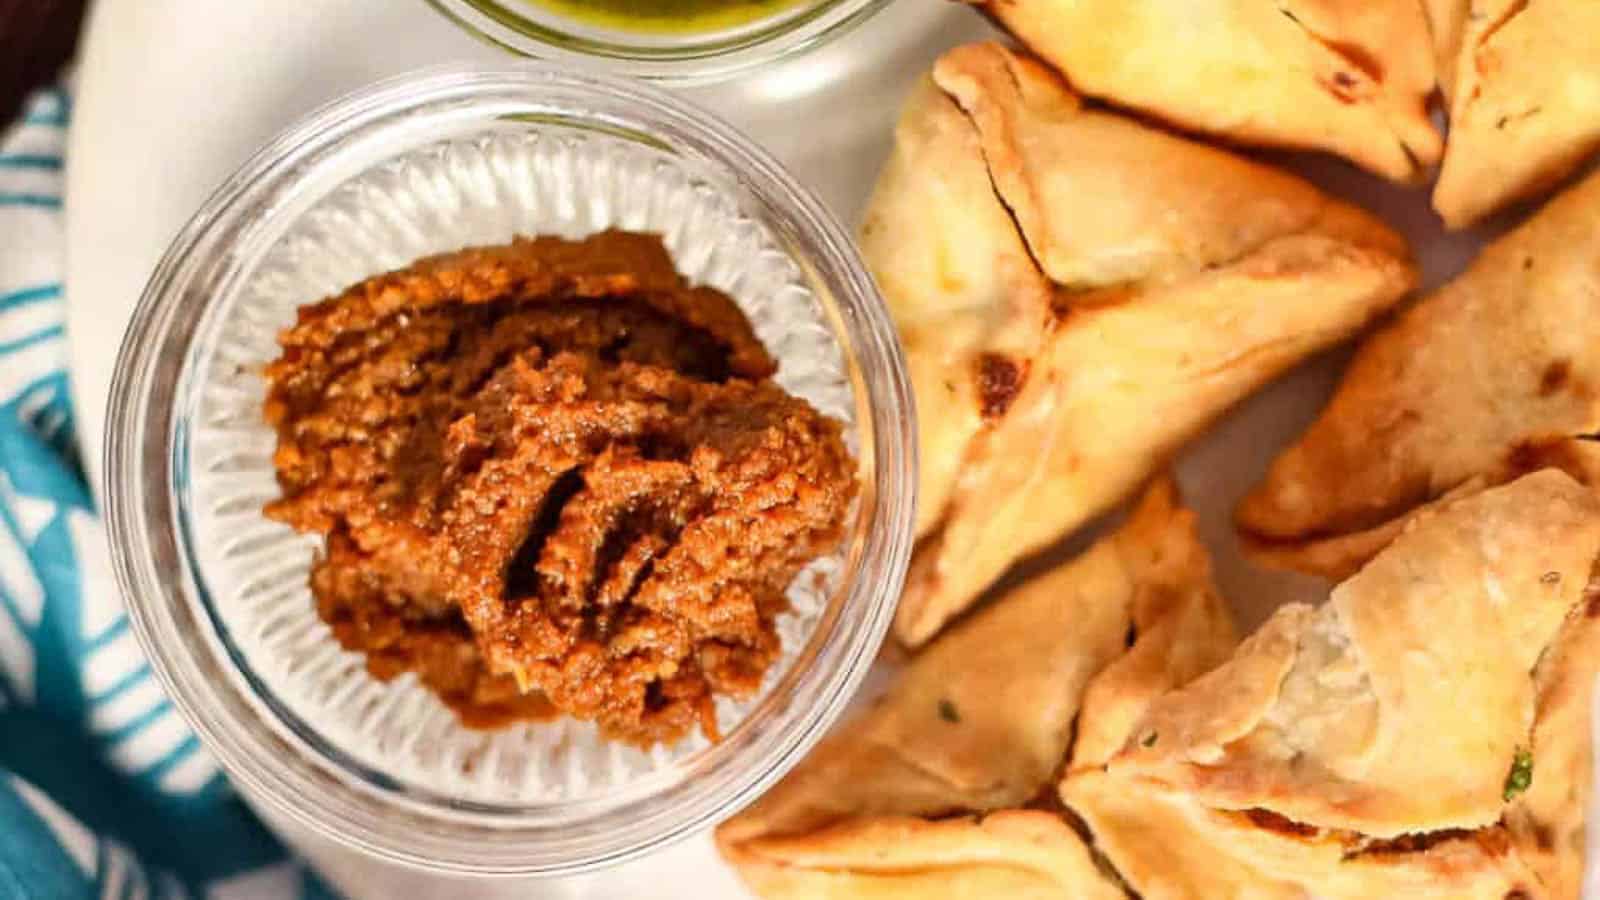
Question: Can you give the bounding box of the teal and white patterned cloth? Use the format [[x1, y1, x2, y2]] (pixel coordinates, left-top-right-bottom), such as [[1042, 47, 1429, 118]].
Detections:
[[0, 89, 337, 900]]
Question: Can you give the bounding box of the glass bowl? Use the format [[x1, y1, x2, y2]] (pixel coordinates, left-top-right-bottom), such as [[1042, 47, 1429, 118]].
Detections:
[[103, 62, 915, 876], [424, 0, 895, 82]]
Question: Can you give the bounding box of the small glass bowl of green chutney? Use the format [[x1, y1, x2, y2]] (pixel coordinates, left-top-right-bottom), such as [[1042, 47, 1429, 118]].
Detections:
[[426, 0, 895, 81]]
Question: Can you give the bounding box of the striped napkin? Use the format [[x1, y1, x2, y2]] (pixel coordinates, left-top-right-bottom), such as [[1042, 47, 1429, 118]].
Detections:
[[0, 88, 336, 900]]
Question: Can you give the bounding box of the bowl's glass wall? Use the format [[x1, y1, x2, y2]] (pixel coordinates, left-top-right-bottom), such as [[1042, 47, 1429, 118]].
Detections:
[[104, 65, 913, 875], [425, 0, 894, 81]]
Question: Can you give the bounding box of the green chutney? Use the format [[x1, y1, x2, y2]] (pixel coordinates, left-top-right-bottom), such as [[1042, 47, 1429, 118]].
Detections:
[[522, 0, 809, 35]]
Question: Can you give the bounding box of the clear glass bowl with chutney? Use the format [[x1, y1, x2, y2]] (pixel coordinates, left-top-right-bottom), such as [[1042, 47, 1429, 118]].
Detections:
[[102, 62, 914, 877], [425, 0, 895, 81]]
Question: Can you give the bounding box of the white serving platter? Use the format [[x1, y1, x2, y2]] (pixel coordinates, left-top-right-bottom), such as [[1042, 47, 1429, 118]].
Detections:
[[63, 1, 1599, 897]]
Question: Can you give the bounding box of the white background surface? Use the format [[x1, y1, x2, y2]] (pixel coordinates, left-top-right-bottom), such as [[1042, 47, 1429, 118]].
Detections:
[[65, 3, 994, 896], [61, 0, 1595, 897]]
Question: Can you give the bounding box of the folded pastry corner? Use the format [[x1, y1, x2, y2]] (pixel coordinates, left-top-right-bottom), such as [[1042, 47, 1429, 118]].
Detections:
[[1064, 470, 1600, 899], [860, 68, 1056, 542], [1062, 769, 1543, 899], [1507, 565, 1600, 900], [1066, 477, 1238, 772], [1420, 0, 1470, 89], [1239, 168, 1600, 578], [715, 476, 1211, 898], [927, 42, 1414, 290], [879, 41, 1416, 646], [963, 0, 1441, 182], [1429, 0, 1600, 227], [716, 516, 1130, 849], [722, 811, 1125, 900]]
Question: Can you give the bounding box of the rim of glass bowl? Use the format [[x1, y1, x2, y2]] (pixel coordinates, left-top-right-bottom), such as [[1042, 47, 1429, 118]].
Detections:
[[424, 0, 895, 82], [103, 62, 915, 876]]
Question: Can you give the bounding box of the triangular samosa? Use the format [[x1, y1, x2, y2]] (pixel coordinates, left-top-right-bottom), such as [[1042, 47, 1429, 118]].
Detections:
[[1428, 0, 1600, 227], [961, 0, 1441, 182], [1065, 471, 1600, 899], [875, 42, 1417, 645], [1239, 168, 1600, 578], [716, 478, 1218, 898], [1122, 471, 1600, 835]]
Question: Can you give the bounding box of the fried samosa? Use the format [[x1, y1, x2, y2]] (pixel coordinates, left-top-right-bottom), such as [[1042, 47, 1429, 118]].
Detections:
[[721, 812, 1122, 900], [1239, 168, 1600, 578], [961, 0, 1441, 182], [716, 478, 1222, 899], [1062, 772, 1543, 899], [1428, 0, 1600, 227], [1131, 472, 1600, 833], [1063, 471, 1600, 900], [874, 42, 1416, 645], [1069, 721, 1543, 896]]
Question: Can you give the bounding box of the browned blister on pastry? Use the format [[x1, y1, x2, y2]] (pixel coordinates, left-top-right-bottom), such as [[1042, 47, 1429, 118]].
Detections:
[[963, 0, 1441, 183], [873, 42, 1417, 646], [1065, 471, 1600, 899], [715, 478, 1217, 899], [1239, 169, 1600, 579], [1428, 0, 1600, 227]]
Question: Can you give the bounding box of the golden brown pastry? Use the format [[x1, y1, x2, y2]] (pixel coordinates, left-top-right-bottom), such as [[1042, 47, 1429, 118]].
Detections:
[[1131, 472, 1600, 833], [1062, 774, 1541, 900], [722, 812, 1123, 900], [1126, 470, 1600, 826], [1429, 0, 1600, 227], [1239, 168, 1600, 578], [1421, 0, 1471, 88], [716, 477, 1220, 898], [718, 542, 1128, 843], [1066, 484, 1237, 772], [875, 42, 1417, 645], [962, 0, 1441, 182], [1064, 471, 1600, 899], [1507, 575, 1600, 900], [860, 73, 1054, 541]]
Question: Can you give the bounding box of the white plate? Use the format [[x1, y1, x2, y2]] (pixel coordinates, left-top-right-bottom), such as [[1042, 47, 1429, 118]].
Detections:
[[65, 3, 991, 897], [63, 1, 1599, 898]]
